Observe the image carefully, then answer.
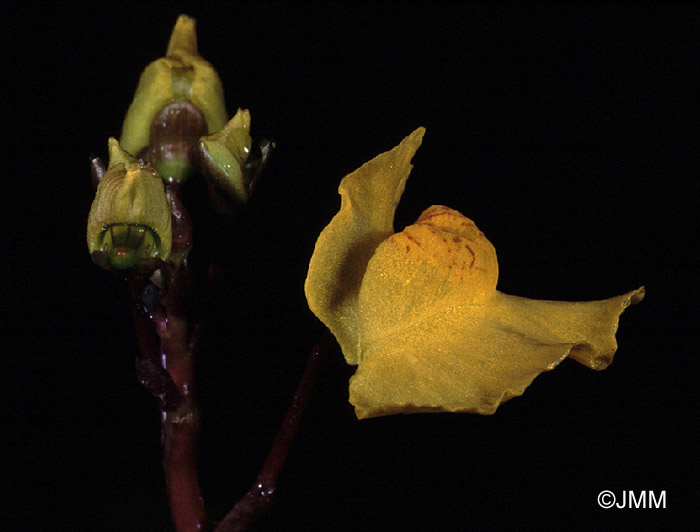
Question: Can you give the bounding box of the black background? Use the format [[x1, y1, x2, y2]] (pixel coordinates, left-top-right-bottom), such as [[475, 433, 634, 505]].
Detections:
[[4, 3, 698, 531]]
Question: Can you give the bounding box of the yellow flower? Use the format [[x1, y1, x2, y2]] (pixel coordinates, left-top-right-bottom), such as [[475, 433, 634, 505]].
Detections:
[[304, 128, 644, 419]]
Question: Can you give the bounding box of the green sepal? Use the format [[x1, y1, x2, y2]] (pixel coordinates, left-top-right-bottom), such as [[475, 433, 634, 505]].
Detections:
[[199, 109, 253, 204], [107, 137, 137, 169]]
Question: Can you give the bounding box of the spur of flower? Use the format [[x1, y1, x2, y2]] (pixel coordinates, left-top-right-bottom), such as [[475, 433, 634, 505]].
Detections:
[[305, 127, 644, 419]]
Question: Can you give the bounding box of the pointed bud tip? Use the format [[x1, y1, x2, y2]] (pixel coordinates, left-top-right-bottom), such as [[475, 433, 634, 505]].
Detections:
[[198, 111, 253, 205], [167, 15, 198, 57], [108, 137, 138, 169]]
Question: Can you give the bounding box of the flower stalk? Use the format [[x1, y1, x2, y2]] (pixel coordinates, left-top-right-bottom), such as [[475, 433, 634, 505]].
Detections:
[[88, 14, 283, 531], [128, 235, 206, 532], [214, 330, 336, 532]]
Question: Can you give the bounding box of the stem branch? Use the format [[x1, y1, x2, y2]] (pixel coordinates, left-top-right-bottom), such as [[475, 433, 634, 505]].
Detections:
[[214, 330, 335, 532]]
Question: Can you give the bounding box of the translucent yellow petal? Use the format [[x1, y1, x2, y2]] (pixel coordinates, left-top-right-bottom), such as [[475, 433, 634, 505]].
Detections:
[[350, 287, 644, 419], [304, 128, 425, 364]]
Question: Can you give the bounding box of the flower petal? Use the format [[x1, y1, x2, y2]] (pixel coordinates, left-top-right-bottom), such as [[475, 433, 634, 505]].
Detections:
[[305, 128, 425, 364], [357, 205, 499, 354], [350, 201, 644, 418], [350, 286, 644, 419]]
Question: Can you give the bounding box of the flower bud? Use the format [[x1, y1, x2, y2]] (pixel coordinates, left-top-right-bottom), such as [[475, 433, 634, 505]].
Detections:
[[119, 14, 228, 182], [87, 147, 172, 271], [198, 108, 253, 205]]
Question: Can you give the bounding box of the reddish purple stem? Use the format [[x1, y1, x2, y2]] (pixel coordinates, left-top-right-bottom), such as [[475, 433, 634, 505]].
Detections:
[[130, 264, 207, 532], [132, 259, 336, 532], [127, 186, 336, 532], [213, 330, 335, 532]]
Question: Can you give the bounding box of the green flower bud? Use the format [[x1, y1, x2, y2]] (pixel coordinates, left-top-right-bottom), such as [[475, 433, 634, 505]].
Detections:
[[87, 148, 172, 271], [119, 14, 228, 182], [199, 109, 253, 205]]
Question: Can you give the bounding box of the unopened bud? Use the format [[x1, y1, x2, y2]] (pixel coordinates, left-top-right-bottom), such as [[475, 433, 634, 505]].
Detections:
[[119, 14, 228, 182], [87, 152, 172, 272], [199, 109, 253, 205]]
